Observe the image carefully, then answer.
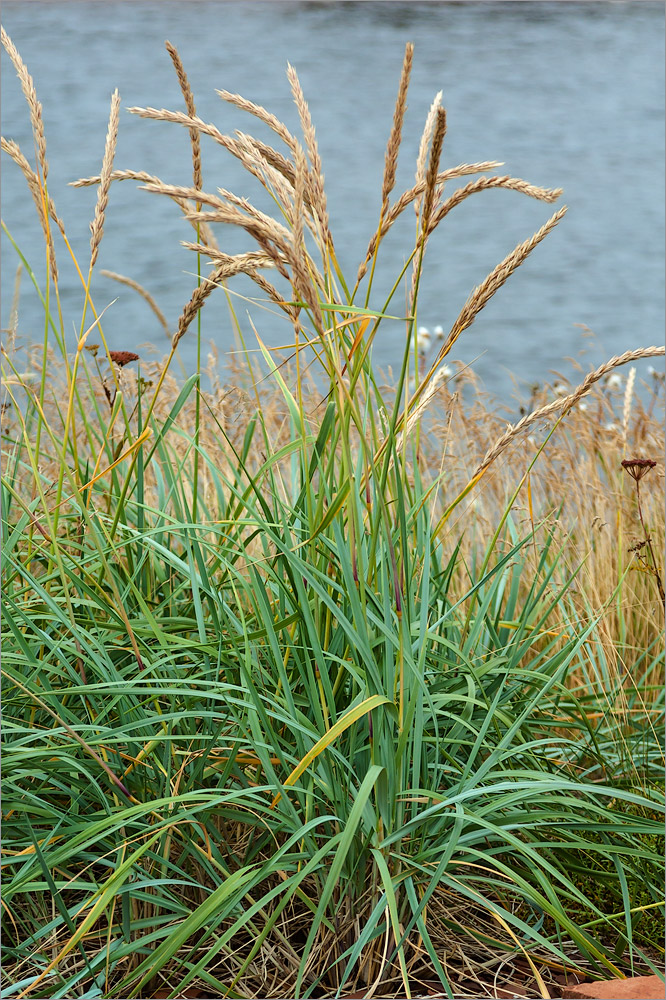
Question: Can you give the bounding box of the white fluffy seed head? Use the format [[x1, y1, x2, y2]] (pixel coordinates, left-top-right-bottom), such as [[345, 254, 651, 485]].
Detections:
[[553, 383, 568, 397], [606, 373, 623, 389], [434, 324, 444, 339]]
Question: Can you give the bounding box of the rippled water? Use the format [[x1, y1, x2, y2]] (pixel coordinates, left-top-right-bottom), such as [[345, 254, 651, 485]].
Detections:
[[2, 1, 664, 401]]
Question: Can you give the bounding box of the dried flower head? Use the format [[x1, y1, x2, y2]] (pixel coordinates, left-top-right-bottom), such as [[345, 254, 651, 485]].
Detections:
[[109, 350, 139, 367], [621, 458, 657, 482]]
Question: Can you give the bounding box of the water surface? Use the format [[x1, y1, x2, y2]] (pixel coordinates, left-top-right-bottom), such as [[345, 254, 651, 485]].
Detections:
[[2, 1, 663, 401]]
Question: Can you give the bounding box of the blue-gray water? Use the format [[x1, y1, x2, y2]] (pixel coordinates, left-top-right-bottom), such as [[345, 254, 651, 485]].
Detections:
[[1, 1, 664, 402]]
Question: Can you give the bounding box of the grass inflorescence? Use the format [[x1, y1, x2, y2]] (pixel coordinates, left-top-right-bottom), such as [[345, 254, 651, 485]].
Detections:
[[1, 33, 664, 1000]]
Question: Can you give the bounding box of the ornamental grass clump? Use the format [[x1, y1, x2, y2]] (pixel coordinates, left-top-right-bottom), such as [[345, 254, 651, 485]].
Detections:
[[1, 32, 664, 1000]]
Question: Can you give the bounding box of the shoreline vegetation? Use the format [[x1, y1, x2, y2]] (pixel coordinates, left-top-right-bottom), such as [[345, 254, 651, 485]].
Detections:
[[2, 32, 664, 1000]]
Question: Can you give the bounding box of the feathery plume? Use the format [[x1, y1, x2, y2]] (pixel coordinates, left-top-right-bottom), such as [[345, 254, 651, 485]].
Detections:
[[165, 41, 202, 192], [1, 27, 48, 182], [415, 90, 443, 218], [381, 42, 414, 214], [89, 90, 121, 268], [287, 63, 330, 249]]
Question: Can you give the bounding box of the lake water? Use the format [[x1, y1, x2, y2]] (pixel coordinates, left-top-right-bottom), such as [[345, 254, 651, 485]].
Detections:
[[1, 1, 664, 403]]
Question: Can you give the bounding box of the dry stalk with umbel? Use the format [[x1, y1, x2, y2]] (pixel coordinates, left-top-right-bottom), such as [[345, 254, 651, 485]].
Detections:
[[621, 457, 665, 605]]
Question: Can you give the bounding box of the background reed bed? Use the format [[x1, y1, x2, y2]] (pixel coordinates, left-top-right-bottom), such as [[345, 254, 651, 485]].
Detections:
[[1, 33, 663, 1000]]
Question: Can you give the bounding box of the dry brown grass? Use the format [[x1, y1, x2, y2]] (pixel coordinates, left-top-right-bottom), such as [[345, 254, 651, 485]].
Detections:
[[4, 338, 663, 696]]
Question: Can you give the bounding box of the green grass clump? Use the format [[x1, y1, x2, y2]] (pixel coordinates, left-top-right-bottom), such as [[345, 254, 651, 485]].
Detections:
[[2, 33, 664, 1000]]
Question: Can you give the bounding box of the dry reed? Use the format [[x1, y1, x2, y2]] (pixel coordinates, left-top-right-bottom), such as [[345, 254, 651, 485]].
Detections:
[[420, 107, 448, 233], [1, 138, 64, 235], [427, 174, 563, 236], [1, 137, 62, 285], [397, 206, 568, 447], [126, 104, 277, 195], [410, 105, 447, 307], [233, 130, 298, 213]]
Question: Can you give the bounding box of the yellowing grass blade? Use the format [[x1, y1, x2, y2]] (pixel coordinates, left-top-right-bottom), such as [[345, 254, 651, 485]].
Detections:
[[271, 695, 391, 808]]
